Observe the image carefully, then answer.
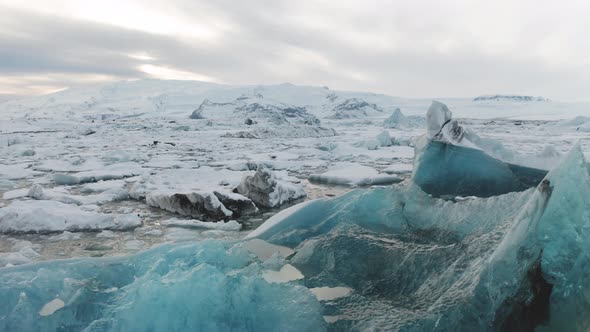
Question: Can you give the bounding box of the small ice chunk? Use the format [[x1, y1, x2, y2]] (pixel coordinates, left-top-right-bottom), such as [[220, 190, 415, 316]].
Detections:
[[0, 200, 142, 233], [353, 139, 380, 150], [48, 231, 82, 242], [0, 164, 41, 180], [124, 240, 145, 250], [383, 163, 413, 174], [0, 252, 32, 267], [309, 287, 352, 301], [2, 188, 29, 200], [237, 168, 306, 208], [309, 163, 402, 186], [375, 131, 393, 147], [323, 316, 344, 323], [426, 101, 452, 139], [161, 219, 242, 231], [240, 239, 295, 260], [80, 180, 126, 193], [54, 162, 143, 185], [39, 299, 65, 316], [262, 264, 304, 283], [96, 230, 117, 238]]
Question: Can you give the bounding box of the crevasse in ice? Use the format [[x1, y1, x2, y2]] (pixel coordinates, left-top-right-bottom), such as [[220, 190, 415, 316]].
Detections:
[[1, 145, 588, 331]]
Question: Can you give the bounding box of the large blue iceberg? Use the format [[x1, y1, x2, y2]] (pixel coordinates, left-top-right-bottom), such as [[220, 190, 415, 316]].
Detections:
[[1, 145, 589, 331], [413, 141, 548, 198], [412, 101, 550, 198], [247, 144, 590, 331]]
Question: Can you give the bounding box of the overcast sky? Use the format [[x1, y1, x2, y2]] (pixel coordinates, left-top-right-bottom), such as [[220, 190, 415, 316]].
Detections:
[[1, 0, 589, 100]]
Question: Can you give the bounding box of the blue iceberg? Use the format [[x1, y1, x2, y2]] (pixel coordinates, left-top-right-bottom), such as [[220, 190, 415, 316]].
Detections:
[[247, 144, 590, 331], [413, 141, 548, 198], [412, 101, 550, 198]]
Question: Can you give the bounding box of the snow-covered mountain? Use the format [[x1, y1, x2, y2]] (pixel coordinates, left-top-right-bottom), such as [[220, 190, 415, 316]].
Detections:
[[473, 95, 549, 102], [2, 79, 589, 121]]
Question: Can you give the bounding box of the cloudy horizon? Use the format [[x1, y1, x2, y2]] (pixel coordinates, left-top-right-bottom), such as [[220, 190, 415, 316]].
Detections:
[[1, 0, 589, 101]]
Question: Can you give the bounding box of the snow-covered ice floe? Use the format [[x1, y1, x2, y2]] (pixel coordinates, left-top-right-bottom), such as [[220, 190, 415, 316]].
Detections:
[[0, 200, 141, 233], [53, 162, 144, 185], [308, 163, 403, 186], [160, 218, 242, 231], [237, 167, 306, 208], [130, 167, 258, 220], [130, 166, 305, 220], [27, 184, 129, 206], [1, 143, 588, 330]]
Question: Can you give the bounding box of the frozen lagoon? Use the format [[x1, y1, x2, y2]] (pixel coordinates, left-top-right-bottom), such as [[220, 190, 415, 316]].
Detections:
[[1, 80, 590, 331], [2, 144, 589, 331]]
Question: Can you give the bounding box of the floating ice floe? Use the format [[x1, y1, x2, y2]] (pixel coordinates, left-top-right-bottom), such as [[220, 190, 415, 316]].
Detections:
[[53, 162, 144, 185], [375, 130, 393, 147], [0, 163, 42, 180], [160, 218, 242, 231], [237, 168, 306, 208], [0, 200, 141, 233], [130, 167, 258, 220], [413, 101, 549, 197], [27, 184, 129, 206], [223, 126, 337, 139], [80, 180, 126, 193], [34, 157, 104, 172], [308, 163, 403, 187]]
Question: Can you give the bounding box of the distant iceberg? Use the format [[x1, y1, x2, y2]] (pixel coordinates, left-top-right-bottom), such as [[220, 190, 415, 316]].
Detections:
[[383, 108, 425, 129]]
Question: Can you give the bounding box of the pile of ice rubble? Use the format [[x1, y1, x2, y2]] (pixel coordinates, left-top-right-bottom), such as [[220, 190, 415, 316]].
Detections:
[[130, 166, 306, 220], [0, 163, 307, 234]]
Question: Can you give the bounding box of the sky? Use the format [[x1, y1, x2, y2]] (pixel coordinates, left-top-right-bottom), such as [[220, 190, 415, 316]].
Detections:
[[1, 0, 589, 100]]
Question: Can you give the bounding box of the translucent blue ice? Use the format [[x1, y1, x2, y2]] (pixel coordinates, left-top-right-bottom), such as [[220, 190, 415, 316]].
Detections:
[[249, 144, 590, 330], [413, 141, 547, 197], [0, 241, 325, 332]]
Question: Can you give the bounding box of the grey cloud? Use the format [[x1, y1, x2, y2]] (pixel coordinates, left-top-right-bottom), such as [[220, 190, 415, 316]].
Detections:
[[0, 2, 589, 100]]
